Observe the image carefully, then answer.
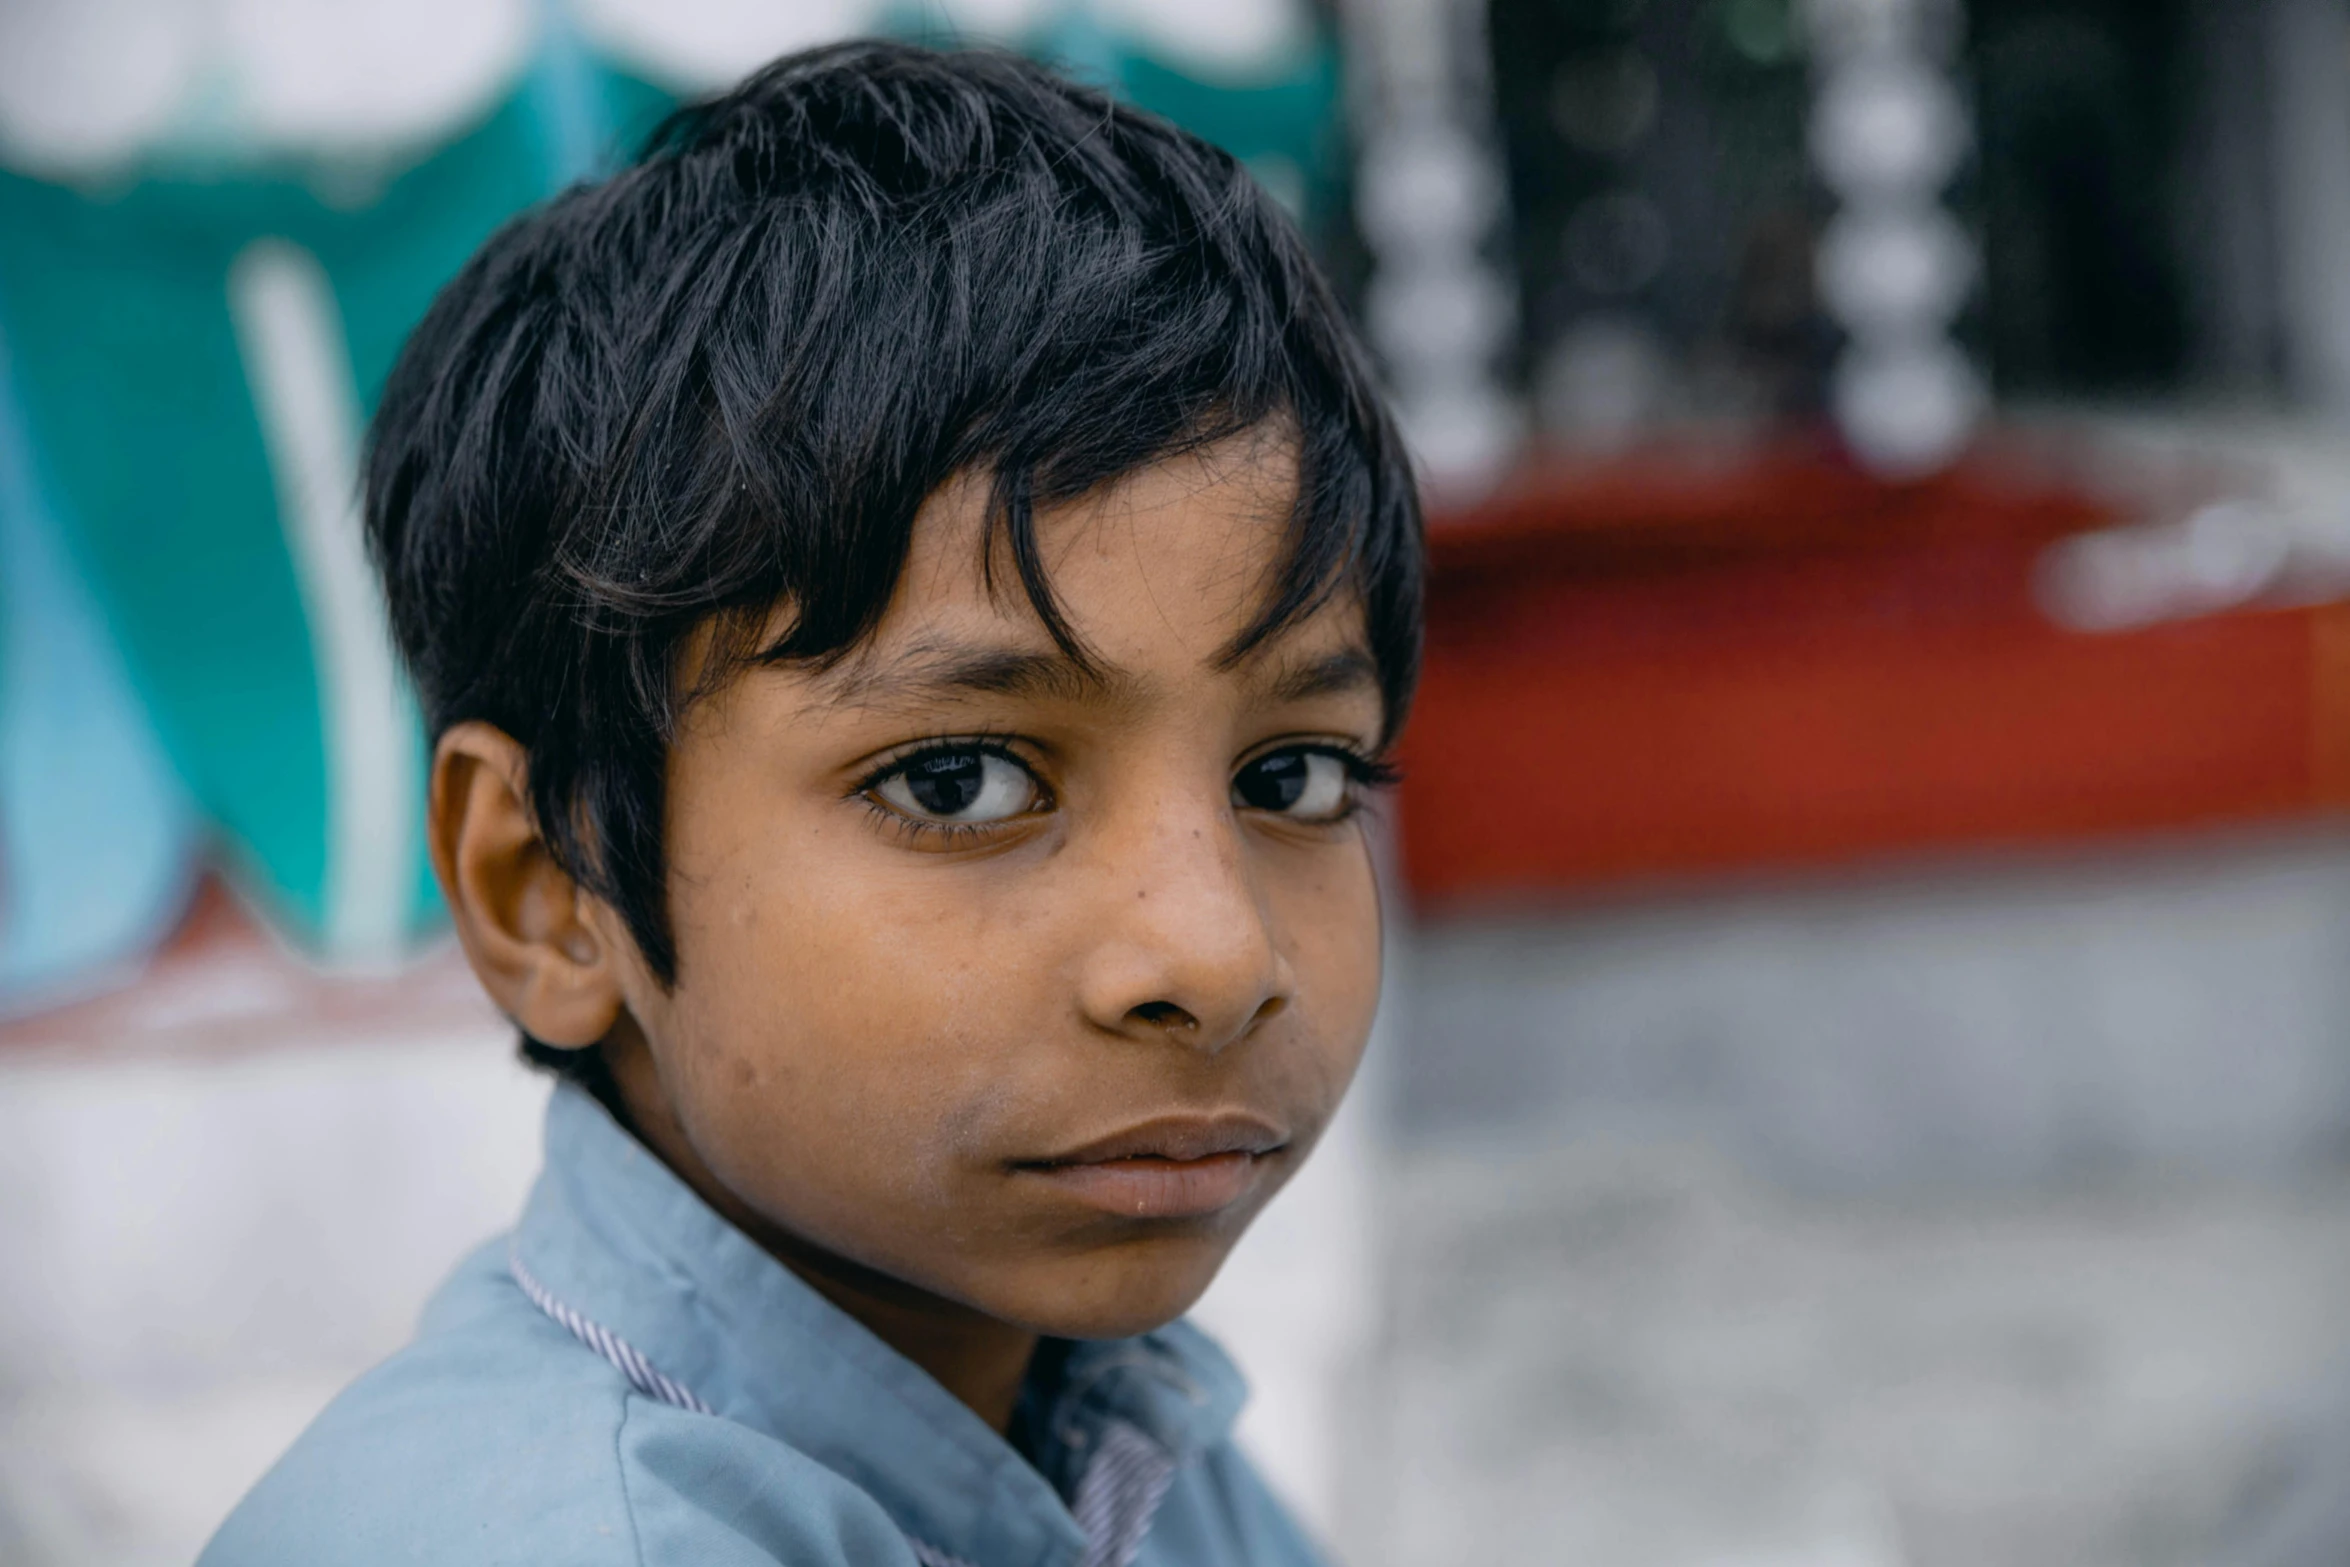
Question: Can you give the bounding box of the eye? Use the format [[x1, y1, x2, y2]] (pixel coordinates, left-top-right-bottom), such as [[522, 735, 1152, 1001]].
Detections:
[[1232, 748, 1353, 822], [872, 747, 1041, 825]]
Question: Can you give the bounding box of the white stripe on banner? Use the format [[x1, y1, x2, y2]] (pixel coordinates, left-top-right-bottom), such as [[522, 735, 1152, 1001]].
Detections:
[[228, 238, 418, 966]]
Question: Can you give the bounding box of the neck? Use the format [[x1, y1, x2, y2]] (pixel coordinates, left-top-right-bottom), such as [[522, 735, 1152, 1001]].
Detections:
[[599, 1027, 1040, 1432]]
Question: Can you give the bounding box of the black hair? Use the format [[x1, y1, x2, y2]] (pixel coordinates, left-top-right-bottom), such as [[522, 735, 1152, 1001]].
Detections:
[[367, 41, 1422, 1024]]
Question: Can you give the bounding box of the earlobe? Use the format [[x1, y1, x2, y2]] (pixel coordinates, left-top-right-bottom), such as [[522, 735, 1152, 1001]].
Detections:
[[429, 721, 627, 1050]]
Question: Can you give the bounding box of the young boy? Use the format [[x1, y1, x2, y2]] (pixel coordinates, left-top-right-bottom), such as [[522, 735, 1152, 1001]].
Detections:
[[203, 40, 1420, 1567]]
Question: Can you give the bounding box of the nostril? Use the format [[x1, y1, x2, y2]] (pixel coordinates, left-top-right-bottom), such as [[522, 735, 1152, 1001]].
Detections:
[[1129, 1000, 1199, 1032]]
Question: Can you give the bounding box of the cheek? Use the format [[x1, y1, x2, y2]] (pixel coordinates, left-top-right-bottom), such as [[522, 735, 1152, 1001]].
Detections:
[[663, 839, 1048, 1197], [1270, 839, 1384, 1091]]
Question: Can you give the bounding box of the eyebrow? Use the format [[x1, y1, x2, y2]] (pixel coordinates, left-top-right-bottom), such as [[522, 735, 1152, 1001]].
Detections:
[[820, 638, 1381, 714], [820, 640, 1132, 711], [1262, 647, 1381, 705]]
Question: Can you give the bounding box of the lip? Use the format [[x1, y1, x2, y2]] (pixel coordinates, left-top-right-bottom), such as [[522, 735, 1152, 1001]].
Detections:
[[1037, 1112, 1287, 1167], [1017, 1113, 1287, 1220]]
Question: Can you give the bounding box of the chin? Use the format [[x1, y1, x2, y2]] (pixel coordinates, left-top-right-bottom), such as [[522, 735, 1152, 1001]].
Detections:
[[996, 1236, 1236, 1341]]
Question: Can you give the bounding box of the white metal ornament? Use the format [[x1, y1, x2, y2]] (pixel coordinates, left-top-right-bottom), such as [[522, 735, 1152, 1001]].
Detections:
[[1803, 0, 1984, 478]]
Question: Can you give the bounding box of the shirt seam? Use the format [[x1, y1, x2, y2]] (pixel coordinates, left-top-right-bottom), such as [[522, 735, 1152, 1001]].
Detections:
[[615, 1387, 650, 1567]]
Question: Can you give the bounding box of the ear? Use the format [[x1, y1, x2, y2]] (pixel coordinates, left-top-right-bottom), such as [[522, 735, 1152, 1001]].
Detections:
[[429, 721, 628, 1049]]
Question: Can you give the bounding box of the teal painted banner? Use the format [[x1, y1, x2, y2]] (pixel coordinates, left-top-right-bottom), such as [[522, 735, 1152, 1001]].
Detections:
[[0, 16, 1342, 997]]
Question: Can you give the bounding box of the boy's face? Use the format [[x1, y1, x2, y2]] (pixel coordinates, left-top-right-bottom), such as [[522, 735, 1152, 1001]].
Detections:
[[598, 436, 1385, 1341]]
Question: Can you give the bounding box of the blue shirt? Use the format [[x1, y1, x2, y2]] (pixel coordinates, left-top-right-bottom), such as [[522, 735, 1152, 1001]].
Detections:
[[201, 1083, 1330, 1567]]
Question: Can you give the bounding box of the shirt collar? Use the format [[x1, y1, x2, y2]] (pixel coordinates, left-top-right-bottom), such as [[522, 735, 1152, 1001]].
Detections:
[[511, 1083, 1247, 1567]]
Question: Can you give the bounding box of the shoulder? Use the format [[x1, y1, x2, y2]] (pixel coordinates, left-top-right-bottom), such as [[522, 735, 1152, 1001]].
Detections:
[[198, 1243, 917, 1567], [199, 1242, 642, 1566]]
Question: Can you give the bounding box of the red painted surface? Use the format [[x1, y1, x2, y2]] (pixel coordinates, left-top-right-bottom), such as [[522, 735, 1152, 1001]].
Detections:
[[0, 878, 491, 1058], [1397, 441, 2350, 910]]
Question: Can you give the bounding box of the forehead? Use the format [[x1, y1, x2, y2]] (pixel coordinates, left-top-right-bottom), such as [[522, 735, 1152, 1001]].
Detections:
[[907, 435, 1297, 625], [820, 435, 1373, 710]]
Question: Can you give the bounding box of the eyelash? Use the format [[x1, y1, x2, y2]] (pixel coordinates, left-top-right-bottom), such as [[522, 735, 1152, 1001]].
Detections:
[[861, 805, 1002, 849], [1326, 749, 1404, 791], [851, 737, 1045, 847], [850, 736, 1402, 844], [1269, 745, 1402, 826]]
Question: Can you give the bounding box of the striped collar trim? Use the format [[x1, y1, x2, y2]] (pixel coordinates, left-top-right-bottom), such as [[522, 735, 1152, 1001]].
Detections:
[[504, 1088, 1244, 1567], [508, 1242, 1174, 1567]]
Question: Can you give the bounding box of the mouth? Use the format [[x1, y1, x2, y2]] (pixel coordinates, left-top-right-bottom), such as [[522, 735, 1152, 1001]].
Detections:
[[1016, 1113, 1288, 1220]]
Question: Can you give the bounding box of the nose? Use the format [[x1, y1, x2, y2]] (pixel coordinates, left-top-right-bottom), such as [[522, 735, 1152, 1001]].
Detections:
[[1075, 793, 1293, 1054]]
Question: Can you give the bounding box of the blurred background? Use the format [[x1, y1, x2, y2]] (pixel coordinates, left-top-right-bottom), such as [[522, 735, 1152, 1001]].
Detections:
[[5, 1, 2350, 1564]]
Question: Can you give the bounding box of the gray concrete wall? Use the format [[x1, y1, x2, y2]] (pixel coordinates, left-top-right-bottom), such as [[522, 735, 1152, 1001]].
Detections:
[[1398, 828, 2350, 1190]]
